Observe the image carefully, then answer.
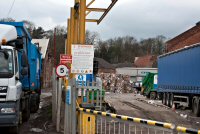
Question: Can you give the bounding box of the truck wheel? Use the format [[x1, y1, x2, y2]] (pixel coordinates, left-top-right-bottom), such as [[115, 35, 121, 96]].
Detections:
[[162, 93, 166, 105], [192, 97, 200, 117], [157, 93, 162, 100], [166, 93, 170, 106], [30, 94, 40, 113], [22, 97, 30, 122], [169, 93, 174, 108], [150, 92, 157, 100]]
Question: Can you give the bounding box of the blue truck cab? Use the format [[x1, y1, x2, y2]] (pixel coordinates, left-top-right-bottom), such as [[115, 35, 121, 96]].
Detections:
[[0, 22, 42, 133]]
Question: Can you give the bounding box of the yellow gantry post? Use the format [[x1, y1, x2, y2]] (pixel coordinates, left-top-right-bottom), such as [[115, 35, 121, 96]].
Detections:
[[65, 0, 118, 133], [79, 0, 86, 44]]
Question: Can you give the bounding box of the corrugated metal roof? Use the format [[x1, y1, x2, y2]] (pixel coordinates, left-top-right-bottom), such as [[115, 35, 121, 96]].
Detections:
[[32, 39, 49, 59]]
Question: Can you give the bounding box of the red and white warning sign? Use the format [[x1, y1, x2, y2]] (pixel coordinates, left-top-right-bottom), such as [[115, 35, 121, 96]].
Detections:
[[60, 54, 72, 64], [56, 64, 69, 78]]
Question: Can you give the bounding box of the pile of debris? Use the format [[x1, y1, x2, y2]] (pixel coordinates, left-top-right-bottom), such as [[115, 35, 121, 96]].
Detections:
[[98, 73, 133, 93]]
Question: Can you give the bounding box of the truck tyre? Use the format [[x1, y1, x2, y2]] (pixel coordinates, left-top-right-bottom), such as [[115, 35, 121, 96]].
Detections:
[[166, 93, 170, 107], [150, 92, 157, 100], [10, 100, 21, 134], [30, 94, 39, 113], [157, 93, 162, 100], [22, 97, 30, 122], [162, 93, 166, 105], [169, 93, 174, 108], [192, 97, 200, 117]]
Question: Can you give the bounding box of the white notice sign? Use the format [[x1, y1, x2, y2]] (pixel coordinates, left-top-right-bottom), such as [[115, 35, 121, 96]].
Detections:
[[71, 45, 94, 74]]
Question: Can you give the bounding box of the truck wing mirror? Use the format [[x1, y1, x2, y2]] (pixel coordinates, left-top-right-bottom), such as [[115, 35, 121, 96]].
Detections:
[[21, 67, 28, 76], [21, 52, 28, 67], [15, 38, 24, 49]]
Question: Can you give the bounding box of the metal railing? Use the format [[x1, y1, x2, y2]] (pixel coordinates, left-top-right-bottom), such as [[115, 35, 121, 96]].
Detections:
[[55, 77, 200, 134], [77, 108, 200, 134], [78, 108, 175, 134], [76, 81, 103, 110]]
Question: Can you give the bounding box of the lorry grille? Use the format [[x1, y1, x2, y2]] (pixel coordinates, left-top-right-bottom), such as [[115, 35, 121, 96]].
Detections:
[[0, 87, 7, 93]]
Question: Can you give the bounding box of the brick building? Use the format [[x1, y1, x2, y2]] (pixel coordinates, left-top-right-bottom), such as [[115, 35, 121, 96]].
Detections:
[[134, 55, 157, 68], [166, 22, 200, 52]]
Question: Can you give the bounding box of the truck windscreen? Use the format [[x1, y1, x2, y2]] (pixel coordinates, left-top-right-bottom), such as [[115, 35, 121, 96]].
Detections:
[[0, 50, 14, 78]]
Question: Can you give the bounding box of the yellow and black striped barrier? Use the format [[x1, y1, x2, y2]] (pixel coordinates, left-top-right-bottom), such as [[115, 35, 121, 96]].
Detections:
[[78, 108, 200, 134], [177, 126, 200, 134], [78, 107, 175, 130]]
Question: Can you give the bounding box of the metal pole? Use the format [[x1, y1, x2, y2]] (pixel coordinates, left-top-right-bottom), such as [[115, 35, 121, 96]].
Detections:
[[56, 78, 62, 132], [72, 79, 77, 134], [54, 28, 56, 67], [67, 19, 71, 55], [52, 68, 56, 124], [64, 90, 69, 134]]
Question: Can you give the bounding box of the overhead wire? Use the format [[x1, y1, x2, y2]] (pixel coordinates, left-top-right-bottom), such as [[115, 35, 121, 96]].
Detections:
[[7, 0, 16, 18]]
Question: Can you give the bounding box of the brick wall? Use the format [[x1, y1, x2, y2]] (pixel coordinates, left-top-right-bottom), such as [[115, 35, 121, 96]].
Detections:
[[42, 52, 53, 88], [166, 24, 200, 52]]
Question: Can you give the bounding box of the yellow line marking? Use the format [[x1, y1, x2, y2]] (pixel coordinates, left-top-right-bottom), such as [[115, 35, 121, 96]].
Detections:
[[102, 112, 107, 116], [147, 121, 156, 126], [134, 118, 141, 123], [86, 109, 90, 112], [121, 116, 128, 120], [177, 126, 187, 133], [93, 111, 98, 114], [111, 114, 117, 118], [164, 123, 173, 129]]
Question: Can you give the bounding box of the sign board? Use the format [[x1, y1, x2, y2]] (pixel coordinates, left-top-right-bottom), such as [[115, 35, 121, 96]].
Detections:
[[71, 45, 94, 74], [76, 74, 86, 86], [136, 76, 143, 82], [56, 64, 69, 78], [60, 54, 72, 64], [76, 74, 87, 97]]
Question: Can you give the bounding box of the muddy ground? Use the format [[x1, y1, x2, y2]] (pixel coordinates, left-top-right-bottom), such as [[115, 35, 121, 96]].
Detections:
[[19, 92, 60, 134], [1, 90, 199, 134], [105, 93, 200, 130], [0, 89, 60, 134]]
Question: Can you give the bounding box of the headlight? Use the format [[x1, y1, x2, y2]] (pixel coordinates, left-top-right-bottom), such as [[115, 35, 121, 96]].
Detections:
[[1, 108, 15, 113]]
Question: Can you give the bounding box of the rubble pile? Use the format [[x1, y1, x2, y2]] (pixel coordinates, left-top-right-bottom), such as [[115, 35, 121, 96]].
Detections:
[[98, 73, 133, 93]]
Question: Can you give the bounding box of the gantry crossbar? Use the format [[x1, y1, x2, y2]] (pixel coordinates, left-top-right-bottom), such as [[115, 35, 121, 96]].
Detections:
[[86, 0, 118, 24]]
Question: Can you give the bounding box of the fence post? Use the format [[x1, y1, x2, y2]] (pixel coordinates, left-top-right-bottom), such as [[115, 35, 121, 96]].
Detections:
[[72, 78, 77, 134], [64, 80, 71, 134], [52, 68, 57, 124], [56, 78, 62, 132]]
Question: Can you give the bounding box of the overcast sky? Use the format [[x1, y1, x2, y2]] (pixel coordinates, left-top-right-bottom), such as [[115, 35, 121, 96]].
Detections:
[[0, 0, 200, 40]]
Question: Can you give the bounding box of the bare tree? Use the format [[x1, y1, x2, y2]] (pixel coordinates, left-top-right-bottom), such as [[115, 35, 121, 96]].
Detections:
[[85, 30, 100, 46]]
